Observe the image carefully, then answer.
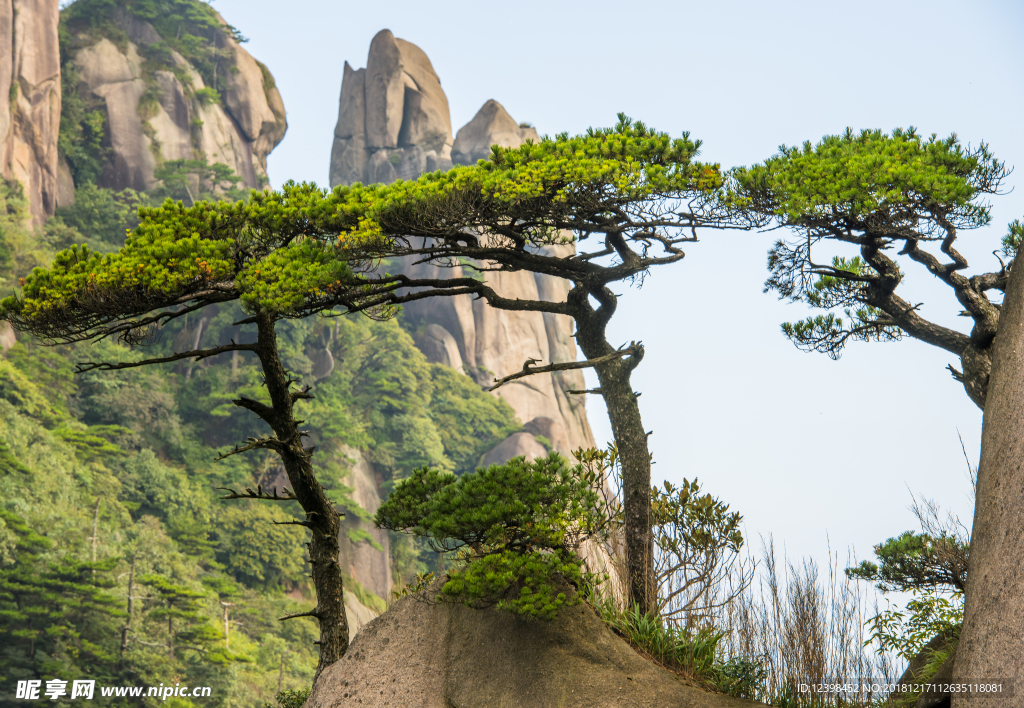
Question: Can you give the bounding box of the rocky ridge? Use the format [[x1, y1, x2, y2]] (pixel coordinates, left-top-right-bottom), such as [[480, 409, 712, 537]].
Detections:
[[61, 3, 286, 198], [307, 583, 765, 708], [329, 32, 604, 630], [1, 0, 62, 227]]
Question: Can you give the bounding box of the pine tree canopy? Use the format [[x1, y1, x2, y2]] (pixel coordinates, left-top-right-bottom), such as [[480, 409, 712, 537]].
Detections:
[[375, 453, 613, 621], [1, 115, 728, 348], [0, 185, 392, 346], [727, 127, 1016, 409]]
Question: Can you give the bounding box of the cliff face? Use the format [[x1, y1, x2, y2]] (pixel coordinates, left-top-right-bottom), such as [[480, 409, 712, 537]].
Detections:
[[60, 2, 286, 196], [330, 30, 595, 466], [0, 0, 61, 226]]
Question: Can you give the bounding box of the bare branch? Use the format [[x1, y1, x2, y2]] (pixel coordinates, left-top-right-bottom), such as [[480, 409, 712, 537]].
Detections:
[[214, 437, 283, 462], [279, 608, 320, 622], [217, 485, 298, 502], [488, 343, 641, 391], [75, 341, 256, 374]]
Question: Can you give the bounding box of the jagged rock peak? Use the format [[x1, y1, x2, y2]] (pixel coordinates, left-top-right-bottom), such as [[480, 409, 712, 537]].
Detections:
[[330, 29, 453, 187], [452, 99, 540, 166], [1, 0, 62, 226], [59, 0, 287, 198]]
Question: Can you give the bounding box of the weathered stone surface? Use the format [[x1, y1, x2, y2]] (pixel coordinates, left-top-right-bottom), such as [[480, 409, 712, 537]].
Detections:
[[56, 155, 74, 207], [1, 0, 61, 226], [329, 30, 452, 188], [329, 63, 368, 186], [364, 30, 405, 150], [307, 584, 766, 708], [337, 446, 393, 601], [68, 12, 285, 198], [480, 431, 548, 467], [452, 98, 539, 165], [393, 38, 451, 156], [523, 416, 571, 455], [0, 320, 16, 352], [416, 323, 463, 370], [149, 71, 193, 161], [343, 591, 379, 641]]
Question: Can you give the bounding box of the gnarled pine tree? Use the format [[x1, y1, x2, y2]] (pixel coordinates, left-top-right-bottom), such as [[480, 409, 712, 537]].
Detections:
[[729, 127, 1012, 409], [328, 115, 747, 613], [0, 186, 392, 676], [730, 127, 1022, 704]]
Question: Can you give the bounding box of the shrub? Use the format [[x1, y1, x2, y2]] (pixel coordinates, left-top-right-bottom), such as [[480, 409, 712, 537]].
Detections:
[[375, 453, 612, 620]]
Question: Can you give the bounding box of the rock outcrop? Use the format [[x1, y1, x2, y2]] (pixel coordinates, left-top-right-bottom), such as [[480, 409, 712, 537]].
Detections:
[[63, 6, 286, 196], [306, 585, 765, 708], [330, 30, 453, 187], [0, 0, 61, 226], [336, 445, 392, 601], [330, 32, 595, 463], [452, 98, 538, 165]]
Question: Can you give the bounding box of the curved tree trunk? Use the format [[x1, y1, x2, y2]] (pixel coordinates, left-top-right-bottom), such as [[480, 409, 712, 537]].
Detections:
[[574, 310, 655, 615], [953, 258, 1024, 706], [251, 313, 349, 677]]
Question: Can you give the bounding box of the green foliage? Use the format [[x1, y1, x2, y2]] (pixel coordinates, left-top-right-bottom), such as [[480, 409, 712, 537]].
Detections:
[[868, 590, 962, 662], [62, 0, 247, 100], [0, 184, 397, 330], [150, 158, 247, 204], [731, 128, 1009, 363], [716, 656, 769, 700], [265, 687, 311, 708], [591, 594, 724, 688], [194, 87, 221, 105], [56, 62, 108, 187], [846, 530, 968, 594], [652, 477, 743, 554], [730, 127, 999, 226], [427, 365, 519, 474], [1002, 218, 1024, 259], [0, 510, 126, 685], [376, 453, 610, 619], [55, 183, 144, 250], [214, 505, 306, 590]]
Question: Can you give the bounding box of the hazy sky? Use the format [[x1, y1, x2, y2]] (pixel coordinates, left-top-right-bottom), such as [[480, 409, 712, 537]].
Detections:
[[214, 0, 1023, 574]]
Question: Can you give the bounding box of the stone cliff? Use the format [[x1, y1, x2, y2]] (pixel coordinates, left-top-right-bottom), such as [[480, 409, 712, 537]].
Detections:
[[59, 1, 286, 199], [0, 0, 61, 227], [330, 30, 595, 464]]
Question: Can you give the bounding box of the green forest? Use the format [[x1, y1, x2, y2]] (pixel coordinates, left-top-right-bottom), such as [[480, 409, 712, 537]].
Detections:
[[0, 170, 521, 704], [0, 4, 520, 699]]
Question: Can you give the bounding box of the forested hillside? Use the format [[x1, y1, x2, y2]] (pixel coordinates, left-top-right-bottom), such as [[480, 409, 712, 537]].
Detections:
[[0, 2, 525, 703], [0, 172, 520, 703]]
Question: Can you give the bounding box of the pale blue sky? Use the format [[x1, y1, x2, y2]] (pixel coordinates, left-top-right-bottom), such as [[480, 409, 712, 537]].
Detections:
[[214, 0, 1023, 573]]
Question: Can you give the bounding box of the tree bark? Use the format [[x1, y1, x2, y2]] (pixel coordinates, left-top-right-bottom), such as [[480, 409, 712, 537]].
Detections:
[[574, 308, 655, 614], [251, 312, 349, 677], [953, 258, 1024, 706]]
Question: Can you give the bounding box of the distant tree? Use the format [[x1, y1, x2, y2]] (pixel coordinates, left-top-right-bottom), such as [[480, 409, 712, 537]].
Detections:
[[729, 127, 1012, 409], [0, 510, 126, 685], [138, 574, 225, 661], [0, 190, 394, 676], [335, 115, 745, 614], [149, 159, 247, 206]]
